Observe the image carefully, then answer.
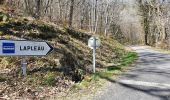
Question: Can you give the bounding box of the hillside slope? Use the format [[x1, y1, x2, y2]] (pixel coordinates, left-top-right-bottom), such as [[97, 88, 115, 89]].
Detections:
[[0, 13, 133, 99]]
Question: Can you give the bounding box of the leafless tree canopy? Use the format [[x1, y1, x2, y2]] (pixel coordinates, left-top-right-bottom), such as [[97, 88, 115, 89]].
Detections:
[[138, 0, 170, 48], [2, 0, 122, 36], [2, 0, 170, 49]]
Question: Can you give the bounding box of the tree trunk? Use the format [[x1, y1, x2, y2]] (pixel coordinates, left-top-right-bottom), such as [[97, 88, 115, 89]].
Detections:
[[36, 0, 41, 19], [0, 0, 5, 5], [104, 0, 109, 36], [69, 0, 74, 28]]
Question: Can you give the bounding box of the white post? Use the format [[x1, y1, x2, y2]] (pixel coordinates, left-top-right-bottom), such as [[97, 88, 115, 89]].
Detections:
[[21, 57, 27, 76], [93, 37, 96, 73]]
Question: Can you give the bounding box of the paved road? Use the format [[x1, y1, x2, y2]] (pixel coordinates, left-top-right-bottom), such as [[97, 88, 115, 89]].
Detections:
[[95, 46, 170, 100]]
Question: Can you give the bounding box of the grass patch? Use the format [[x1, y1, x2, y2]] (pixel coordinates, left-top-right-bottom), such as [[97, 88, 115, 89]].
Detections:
[[107, 66, 122, 71], [97, 52, 137, 80], [73, 52, 138, 90], [74, 80, 90, 89], [25, 72, 57, 86], [120, 52, 138, 67]]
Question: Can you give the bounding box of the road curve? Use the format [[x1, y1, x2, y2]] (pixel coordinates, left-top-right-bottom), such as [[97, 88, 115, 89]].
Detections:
[[95, 46, 170, 100]]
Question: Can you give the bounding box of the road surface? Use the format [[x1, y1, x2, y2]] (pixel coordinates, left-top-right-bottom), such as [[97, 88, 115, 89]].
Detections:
[[95, 46, 170, 100]]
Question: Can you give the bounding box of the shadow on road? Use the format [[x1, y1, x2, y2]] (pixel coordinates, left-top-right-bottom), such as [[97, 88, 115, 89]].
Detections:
[[98, 74, 170, 100], [97, 50, 170, 100]]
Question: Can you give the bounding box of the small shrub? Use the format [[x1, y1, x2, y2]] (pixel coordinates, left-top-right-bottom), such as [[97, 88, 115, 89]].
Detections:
[[0, 76, 6, 82], [43, 72, 56, 86], [0, 31, 3, 35]]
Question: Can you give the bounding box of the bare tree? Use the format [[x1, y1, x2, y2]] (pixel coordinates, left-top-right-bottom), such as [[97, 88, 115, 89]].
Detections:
[[69, 0, 74, 28], [5, 0, 123, 37]]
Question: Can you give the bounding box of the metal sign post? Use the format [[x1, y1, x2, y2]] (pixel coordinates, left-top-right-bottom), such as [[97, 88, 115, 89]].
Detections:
[[88, 36, 101, 73], [93, 37, 96, 73], [21, 57, 27, 76]]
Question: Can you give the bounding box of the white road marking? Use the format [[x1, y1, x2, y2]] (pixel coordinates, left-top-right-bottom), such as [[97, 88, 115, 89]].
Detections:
[[118, 80, 170, 89]]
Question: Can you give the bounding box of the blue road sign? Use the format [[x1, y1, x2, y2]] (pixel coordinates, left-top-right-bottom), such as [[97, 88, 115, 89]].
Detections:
[[2, 42, 15, 53], [0, 40, 53, 56]]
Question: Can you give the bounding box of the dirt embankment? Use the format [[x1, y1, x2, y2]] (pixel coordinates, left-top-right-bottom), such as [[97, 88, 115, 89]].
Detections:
[[0, 12, 128, 99]]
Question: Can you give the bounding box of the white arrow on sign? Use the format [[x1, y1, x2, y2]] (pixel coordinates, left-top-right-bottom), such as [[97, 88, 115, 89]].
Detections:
[[0, 40, 53, 56]]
